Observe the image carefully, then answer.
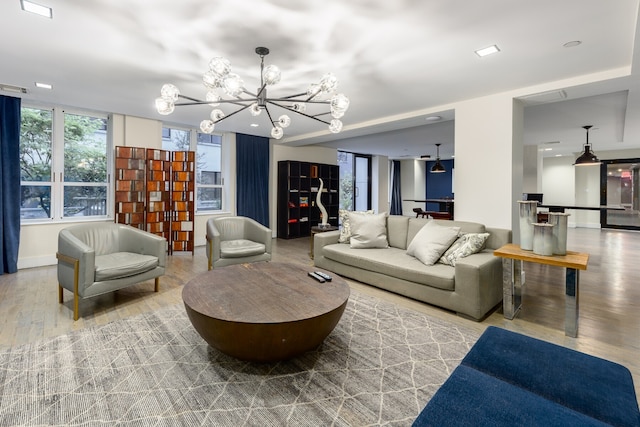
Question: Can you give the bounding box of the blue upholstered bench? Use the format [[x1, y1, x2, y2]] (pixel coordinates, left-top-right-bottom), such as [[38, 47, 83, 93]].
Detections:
[[414, 326, 640, 426]]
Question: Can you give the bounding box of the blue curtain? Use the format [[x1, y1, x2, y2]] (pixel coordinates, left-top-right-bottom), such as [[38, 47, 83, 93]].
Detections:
[[236, 133, 269, 226], [0, 95, 22, 274], [390, 160, 402, 215]]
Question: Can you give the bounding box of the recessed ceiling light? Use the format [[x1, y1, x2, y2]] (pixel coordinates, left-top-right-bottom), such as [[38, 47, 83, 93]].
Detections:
[[35, 82, 52, 89], [20, 0, 52, 18], [425, 116, 441, 122], [475, 45, 500, 57], [250, 123, 259, 127], [563, 41, 582, 48], [555, 154, 562, 157]]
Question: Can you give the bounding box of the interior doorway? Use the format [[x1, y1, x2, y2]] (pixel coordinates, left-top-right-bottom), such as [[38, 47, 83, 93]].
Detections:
[[601, 158, 640, 230]]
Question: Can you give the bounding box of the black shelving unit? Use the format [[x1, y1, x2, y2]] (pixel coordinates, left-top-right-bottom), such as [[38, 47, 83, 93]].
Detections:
[[277, 160, 339, 239]]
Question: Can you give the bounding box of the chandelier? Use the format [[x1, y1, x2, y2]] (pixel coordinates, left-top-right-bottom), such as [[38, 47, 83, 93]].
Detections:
[[155, 47, 350, 140]]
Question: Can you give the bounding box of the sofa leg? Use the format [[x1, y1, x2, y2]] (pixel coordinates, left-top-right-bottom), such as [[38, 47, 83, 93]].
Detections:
[[58, 285, 63, 303], [154, 277, 159, 292]]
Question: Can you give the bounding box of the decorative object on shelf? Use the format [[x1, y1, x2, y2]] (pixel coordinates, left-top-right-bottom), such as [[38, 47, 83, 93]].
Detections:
[[574, 125, 601, 166], [532, 222, 554, 256], [518, 200, 538, 250], [316, 178, 329, 228], [548, 212, 570, 255], [155, 47, 349, 140], [431, 143, 446, 173]]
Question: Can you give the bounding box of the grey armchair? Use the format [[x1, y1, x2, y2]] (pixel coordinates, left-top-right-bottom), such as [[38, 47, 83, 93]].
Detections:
[[57, 222, 166, 320], [206, 216, 272, 270]]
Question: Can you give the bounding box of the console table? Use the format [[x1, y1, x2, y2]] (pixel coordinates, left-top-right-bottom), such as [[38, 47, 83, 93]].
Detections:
[[493, 243, 589, 337]]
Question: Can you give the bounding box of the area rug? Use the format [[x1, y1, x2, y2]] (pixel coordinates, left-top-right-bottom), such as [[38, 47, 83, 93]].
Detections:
[[0, 290, 479, 426]]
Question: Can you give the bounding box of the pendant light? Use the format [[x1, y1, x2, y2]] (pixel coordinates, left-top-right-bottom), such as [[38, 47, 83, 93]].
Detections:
[[574, 125, 601, 166], [431, 143, 446, 173]]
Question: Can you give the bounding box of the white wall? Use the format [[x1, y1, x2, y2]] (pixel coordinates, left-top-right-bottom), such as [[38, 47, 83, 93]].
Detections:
[[523, 145, 542, 193], [372, 155, 390, 214], [455, 95, 523, 235]]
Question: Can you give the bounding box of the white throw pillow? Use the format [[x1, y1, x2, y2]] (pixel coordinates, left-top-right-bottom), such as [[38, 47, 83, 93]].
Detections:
[[339, 209, 374, 243], [407, 221, 460, 266], [348, 212, 389, 249], [439, 232, 490, 266]]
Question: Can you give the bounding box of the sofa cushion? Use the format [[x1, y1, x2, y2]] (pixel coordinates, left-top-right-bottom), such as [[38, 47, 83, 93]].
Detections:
[[322, 244, 455, 291], [339, 209, 374, 243], [439, 232, 490, 266], [94, 252, 158, 281], [220, 239, 266, 258], [387, 215, 410, 249], [407, 221, 460, 266], [349, 212, 389, 249]]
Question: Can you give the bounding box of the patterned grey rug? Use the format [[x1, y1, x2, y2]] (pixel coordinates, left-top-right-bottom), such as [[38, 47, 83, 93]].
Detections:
[[0, 290, 478, 426]]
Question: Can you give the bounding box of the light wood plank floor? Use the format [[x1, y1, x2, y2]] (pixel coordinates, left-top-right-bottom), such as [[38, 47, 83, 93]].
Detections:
[[1, 227, 639, 400]]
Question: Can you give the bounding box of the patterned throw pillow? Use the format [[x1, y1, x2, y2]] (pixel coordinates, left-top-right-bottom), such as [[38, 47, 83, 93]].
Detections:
[[338, 209, 374, 243], [439, 232, 490, 266]]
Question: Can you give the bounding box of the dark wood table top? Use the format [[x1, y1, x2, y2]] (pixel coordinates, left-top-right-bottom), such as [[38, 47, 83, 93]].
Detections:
[[182, 262, 350, 324]]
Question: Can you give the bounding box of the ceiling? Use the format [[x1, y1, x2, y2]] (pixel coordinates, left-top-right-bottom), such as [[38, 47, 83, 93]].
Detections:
[[2, 0, 639, 161]]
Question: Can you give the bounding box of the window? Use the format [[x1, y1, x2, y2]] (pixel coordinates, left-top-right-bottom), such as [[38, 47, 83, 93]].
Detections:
[[20, 107, 110, 221], [162, 126, 224, 213]]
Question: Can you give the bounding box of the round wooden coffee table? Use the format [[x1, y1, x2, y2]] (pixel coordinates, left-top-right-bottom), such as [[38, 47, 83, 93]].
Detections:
[[182, 262, 350, 362]]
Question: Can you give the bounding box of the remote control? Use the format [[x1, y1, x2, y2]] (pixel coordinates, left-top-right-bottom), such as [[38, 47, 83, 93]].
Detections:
[[308, 271, 326, 283], [314, 271, 332, 281]]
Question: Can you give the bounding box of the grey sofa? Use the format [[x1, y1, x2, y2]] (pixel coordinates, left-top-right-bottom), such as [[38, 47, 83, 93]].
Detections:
[[206, 216, 272, 270], [57, 223, 167, 320], [314, 216, 511, 320]]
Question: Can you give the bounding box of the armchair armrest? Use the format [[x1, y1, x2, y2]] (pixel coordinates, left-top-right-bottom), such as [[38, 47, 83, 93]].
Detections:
[[206, 219, 222, 269], [244, 219, 273, 254], [118, 225, 167, 267], [57, 228, 96, 292]]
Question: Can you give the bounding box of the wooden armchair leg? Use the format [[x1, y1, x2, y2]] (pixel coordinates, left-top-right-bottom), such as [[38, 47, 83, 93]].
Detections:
[[154, 277, 159, 292], [58, 285, 63, 303]]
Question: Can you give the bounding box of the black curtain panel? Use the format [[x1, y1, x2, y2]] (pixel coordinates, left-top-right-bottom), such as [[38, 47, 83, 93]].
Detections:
[[236, 133, 269, 226], [0, 95, 22, 274], [390, 160, 402, 215]]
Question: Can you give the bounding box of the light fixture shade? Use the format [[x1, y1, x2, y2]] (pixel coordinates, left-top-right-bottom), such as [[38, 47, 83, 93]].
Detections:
[[574, 145, 600, 166], [203, 71, 222, 89], [250, 102, 262, 116], [206, 91, 221, 106], [160, 84, 179, 102], [430, 143, 447, 173], [155, 97, 174, 115], [292, 103, 306, 113], [271, 126, 284, 139], [278, 115, 291, 128], [209, 57, 231, 77], [200, 120, 215, 134], [262, 65, 281, 85], [431, 160, 446, 173], [574, 125, 601, 166], [320, 73, 338, 94], [210, 109, 225, 122], [222, 73, 244, 97], [329, 119, 343, 133], [330, 93, 350, 118]]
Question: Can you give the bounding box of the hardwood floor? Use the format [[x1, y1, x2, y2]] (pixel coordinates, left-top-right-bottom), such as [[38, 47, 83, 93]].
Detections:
[[1, 227, 639, 400]]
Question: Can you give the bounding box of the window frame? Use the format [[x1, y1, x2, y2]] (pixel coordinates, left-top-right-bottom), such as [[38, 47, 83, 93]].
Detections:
[[162, 124, 227, 215], [20, 105, 113, 224]]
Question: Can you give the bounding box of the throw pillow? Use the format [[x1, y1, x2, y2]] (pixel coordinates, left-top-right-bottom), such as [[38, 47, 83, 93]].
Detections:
[[407, 221, 460, 266], [348, 212, 389, 249], [339, 209, 374, 243], [439, 232, 490, 266]]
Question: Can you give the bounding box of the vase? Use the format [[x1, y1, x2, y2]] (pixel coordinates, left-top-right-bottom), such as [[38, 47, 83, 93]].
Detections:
[[533, 223, 554, 256], [548, 212, 570, 255], [518, 200, 538, 250]]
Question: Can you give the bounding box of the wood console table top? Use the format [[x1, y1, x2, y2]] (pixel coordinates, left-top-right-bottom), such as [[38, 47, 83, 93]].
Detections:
[[493, 243, 588, 270]]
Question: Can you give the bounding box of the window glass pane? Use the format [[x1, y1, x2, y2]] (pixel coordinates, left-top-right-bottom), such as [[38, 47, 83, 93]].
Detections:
[[197, 135, 222, 185], [197, 187, 222, 211], [21, 185, 51, 220], [63, 185, 107, 217], [20, 107, 52, 182], [64, 113, 107, 183], [162, 127, 191, 151]]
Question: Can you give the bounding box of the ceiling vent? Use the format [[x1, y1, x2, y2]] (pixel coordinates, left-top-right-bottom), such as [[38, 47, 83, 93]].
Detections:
[[0, 84, 28, 94], [519, 89, 567, 105]]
